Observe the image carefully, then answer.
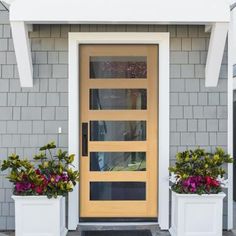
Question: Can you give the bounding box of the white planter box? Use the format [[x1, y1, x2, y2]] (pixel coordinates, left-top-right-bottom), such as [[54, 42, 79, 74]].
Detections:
[[12, 195, 68, 236], [169, 191, 225, 236]]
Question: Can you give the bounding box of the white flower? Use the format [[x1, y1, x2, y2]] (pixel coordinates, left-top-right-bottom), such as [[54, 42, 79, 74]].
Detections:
[[217, 175, 229, 188], [169, 173, 177, 183]]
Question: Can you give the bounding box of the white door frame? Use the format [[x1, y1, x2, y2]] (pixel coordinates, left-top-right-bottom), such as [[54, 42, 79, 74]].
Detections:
[[68, 32, 170, 230]]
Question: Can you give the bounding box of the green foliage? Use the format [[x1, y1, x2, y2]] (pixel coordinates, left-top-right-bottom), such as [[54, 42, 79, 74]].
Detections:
[[169, 147, 233, 179], [1, 142, 79, 198], [169, 147, 233, 194]]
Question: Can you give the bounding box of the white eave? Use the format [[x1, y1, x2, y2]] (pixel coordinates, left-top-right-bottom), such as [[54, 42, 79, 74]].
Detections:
[[4, 0, 231, 87]]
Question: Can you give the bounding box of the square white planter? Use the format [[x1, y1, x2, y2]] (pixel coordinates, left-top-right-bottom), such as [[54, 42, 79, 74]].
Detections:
[[12, 195, 68, 236], [169, 191, 225, 236]]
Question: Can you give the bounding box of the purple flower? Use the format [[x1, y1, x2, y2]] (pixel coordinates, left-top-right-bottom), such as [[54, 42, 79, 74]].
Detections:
[[181, 176, 204, 193], [15, 182, 31, 193], [61, 173, 68, 181], [190, 182, 196, 188], [190, 187, 196, 192], [183, 179, 191, 187], [54, 175, 61, 183]]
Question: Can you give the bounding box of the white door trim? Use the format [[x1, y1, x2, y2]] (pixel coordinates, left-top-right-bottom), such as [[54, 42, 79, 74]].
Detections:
[[68, 32, 170, 230]]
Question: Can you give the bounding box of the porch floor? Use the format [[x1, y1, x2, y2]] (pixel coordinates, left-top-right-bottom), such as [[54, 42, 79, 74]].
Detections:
[[1, 201, 236, 236], [70, 231, 236, 236], [0, 230, 236, 236]]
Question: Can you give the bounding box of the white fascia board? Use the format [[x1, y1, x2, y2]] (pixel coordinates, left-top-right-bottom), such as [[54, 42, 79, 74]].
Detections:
[[10, 0, 230, 24], [10, 21, 33, 87], [205, 23, 229, 87]]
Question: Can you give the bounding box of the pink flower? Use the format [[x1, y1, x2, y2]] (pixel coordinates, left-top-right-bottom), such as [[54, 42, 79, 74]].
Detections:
[[55, 175, 61, 183], [181, 176, 203, 193], [35, 186, 43, 194], [15, 182, 31, 193], [183, 179, 191, 187]]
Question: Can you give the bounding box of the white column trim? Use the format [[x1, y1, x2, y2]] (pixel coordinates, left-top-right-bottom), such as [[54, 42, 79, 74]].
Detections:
[[227, 10, 234, 230], [68, 35, 79, 230], [68, 32, 170, 230]]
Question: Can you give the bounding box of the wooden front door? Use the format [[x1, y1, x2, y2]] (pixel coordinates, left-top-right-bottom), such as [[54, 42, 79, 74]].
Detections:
[[79, 44, 158, 218]]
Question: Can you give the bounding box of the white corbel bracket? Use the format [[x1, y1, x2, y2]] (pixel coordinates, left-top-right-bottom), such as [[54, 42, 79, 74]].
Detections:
[[205, 22, 229, 87], [10, 21, 33, 87]]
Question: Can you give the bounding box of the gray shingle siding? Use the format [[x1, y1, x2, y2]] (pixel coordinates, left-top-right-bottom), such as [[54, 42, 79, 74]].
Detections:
[[0, 9, 228, 230]]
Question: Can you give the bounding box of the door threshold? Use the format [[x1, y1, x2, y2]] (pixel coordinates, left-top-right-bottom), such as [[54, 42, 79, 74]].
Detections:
[[80, 218, 158, 223], [78, 222, 159, 227]]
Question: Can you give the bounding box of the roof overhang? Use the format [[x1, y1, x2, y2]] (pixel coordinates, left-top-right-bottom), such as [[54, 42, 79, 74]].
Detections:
[[3, 0, 231, 87], [8, 0, 230, 24]]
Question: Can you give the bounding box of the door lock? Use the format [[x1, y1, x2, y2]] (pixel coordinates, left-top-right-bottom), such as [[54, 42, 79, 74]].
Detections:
[[82, 123, 88, 156]]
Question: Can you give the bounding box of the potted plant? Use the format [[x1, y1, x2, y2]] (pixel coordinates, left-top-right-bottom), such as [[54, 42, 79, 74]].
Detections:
[[1, 142, 79, 236], [169, 147, 233, 236]]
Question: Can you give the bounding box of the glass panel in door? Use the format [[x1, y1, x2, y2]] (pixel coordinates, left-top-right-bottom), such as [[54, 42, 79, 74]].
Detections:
[[90, 56, 147, 79], [90, 89, 147, 110], [90, 152, 146, 171], [90, 121, 146, 141]]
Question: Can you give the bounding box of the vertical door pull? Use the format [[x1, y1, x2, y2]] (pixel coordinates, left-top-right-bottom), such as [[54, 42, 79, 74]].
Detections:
[[82, 123, 88, 156]]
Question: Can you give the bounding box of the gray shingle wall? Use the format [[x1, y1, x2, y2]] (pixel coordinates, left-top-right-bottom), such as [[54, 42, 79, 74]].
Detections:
[[0, 10, 228, 230]]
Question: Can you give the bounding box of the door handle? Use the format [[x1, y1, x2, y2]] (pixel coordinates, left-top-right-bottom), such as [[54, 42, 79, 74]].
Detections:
[[82, 123, 88, 156]]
